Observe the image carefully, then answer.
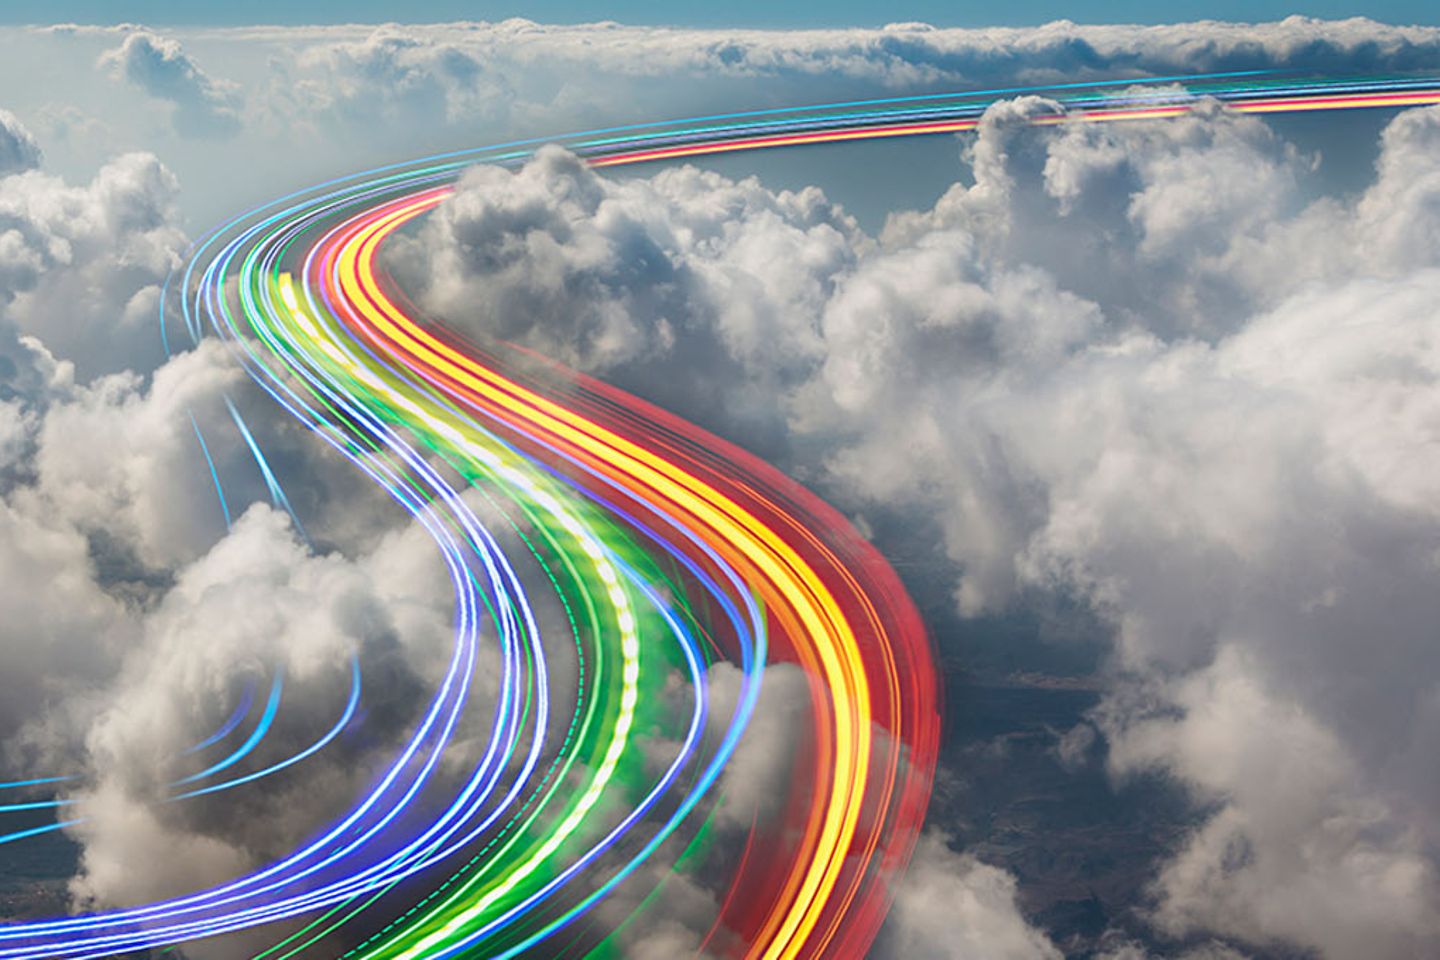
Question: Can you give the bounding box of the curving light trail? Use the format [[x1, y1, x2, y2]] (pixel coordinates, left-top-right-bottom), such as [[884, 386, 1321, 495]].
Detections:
[[1, 71, 1437, 958]]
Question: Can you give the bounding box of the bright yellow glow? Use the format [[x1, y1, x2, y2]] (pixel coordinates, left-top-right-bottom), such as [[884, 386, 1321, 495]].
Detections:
[[337, 196, 874, 960]]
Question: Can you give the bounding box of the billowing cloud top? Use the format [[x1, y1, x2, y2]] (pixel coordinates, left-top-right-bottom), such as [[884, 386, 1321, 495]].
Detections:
[[0, 109, 42, 174]]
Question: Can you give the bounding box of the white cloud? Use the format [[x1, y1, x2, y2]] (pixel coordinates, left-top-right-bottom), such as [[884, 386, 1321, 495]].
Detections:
[[68, 503, 443, 911], [0, 108, 42, 175], [0, 149, 186, 378], [202, 17, 1440, 89], [1352, 104, 1440, 274], [389, 100, 1440, 959], [876, 832, 1060, 960], [0, 128, 465, 939], [97, 31, 242, 139], [1104, 649, 1440, 960], [0, 492, 136, 769], [1, 16, 1436, 232], [283, 27, 514, 136], [386, 143, 863, 438], [29, 341, 242, 568], [854, 106, 1440, 958]]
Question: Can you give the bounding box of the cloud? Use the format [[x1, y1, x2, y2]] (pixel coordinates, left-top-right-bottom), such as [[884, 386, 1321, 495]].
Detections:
[[843, 106, 1440, 959], [827, 105, 1440, 959], [7, 16, 1423, 214], [97, 31, 242, 139], [1096, 938, 1251, 960], [1103, 648, 1440, 960], [1352, 104, 1440, 273], [0, 491, 137, 770], [0, 339, 482, 932], [0, 131, 473, 941], [219, 17, 1440, 90], [2, 17, 1437, 233], [0, 138, 195, 771], [282, 27, 514, 138], [385, 143, 864, 445], [0, 109, 41, 175], [67, 503, 443, 911], [0, 148, 186, 379], [875, 832, 1060, 960], [390, 99, 1440, 958], [29, 341, 244, 568]]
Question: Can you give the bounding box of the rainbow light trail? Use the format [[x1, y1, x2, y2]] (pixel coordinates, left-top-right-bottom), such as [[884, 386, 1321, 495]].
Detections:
[[2, 72, 1438, 958]]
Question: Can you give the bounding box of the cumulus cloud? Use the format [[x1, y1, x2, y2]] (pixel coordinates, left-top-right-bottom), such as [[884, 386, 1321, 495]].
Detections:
[[0, 128, 194, 771], [279, 27, 514, 139], [876, 832, 1060, 960], [0, 492, 137, 768], [1104, 648, 1440, 960], [0, 148, 186, 378], [386, 144, 863, 445], [68, 503, 444, 909], [0, 336, 502, 924], [829, 103, 1440, 959], [98, 31, 242, 139], [0, 119, 478, 937], [0, 109, 42, 175], [390, 97, 1440, 959], [2, 16, 1437, 234], [1096, 939, 1251, 960], [29, 341, 244, 568], [0, 345, 487, 935], [8, 16, 1426, 203]]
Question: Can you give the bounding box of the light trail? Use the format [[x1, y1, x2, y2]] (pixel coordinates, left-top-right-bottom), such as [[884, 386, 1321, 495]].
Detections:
[[2, 70, 1435, 958]]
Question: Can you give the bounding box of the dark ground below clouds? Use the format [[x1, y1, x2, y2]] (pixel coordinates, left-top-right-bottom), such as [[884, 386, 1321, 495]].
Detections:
[[0, 808, 75, 921], [931, 672, 1191, 957]]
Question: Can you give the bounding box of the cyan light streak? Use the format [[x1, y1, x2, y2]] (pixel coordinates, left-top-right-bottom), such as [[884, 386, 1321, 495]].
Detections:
[[176, 670, 286, 786], [189, 410, 234, 531]]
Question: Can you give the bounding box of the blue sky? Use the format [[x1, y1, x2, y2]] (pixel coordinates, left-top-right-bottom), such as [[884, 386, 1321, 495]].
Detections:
[[1, 0, 1437, 26]]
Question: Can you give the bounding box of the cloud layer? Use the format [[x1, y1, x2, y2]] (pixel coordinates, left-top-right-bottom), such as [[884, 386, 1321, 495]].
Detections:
[[390, 95, 1440, 959], [3, 15, 1440, 224], [3, 16, 1440, 959]]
